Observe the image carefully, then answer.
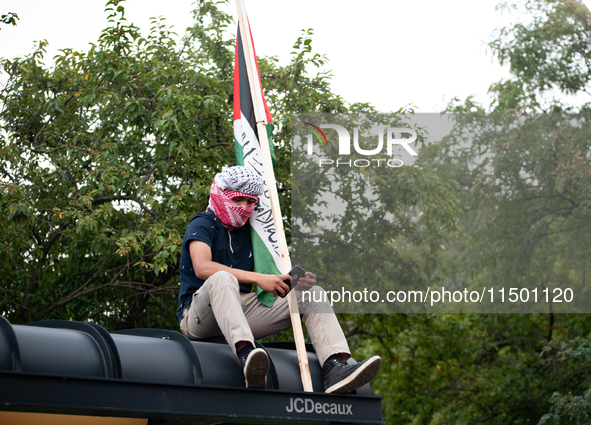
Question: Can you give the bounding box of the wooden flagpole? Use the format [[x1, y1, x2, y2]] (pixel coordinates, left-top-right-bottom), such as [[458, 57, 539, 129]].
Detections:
[[235, 0, 313, 392]]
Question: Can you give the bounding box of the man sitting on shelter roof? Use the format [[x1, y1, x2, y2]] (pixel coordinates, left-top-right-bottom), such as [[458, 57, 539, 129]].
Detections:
[[177, 166, 381, 393]]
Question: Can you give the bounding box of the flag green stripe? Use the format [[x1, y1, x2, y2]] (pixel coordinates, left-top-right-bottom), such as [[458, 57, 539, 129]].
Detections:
[[251, 229, 281, 307]]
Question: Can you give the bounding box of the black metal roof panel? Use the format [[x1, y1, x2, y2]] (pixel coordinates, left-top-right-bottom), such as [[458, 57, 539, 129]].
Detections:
[[0, 317, 383, 424]]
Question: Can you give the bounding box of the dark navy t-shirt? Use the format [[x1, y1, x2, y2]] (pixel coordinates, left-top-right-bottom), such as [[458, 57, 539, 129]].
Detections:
[[177, 210, 254, 322]]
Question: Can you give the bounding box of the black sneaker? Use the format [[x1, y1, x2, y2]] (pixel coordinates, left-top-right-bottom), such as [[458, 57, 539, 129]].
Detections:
[[240, 348, 270, 389], [322, 355, 382, 394]]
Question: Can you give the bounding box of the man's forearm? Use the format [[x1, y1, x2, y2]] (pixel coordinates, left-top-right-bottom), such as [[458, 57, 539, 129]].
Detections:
[[194, 259, 258, 284]]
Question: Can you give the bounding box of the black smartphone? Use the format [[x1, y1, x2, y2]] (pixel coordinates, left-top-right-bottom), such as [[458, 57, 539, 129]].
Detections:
[[281, 265, 306, 296]]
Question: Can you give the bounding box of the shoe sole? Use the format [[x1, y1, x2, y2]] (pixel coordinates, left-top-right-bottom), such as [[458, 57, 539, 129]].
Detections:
[[325, 356, 382, 394], [244, 348, 270, 389]]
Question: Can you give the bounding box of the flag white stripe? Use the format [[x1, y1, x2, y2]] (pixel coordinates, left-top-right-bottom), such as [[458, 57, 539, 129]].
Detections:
[[234, 111, 285, 272]]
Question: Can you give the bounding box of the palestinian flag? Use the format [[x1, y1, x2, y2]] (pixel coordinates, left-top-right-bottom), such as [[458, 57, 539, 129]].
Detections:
[[233, 10, 284, 307]]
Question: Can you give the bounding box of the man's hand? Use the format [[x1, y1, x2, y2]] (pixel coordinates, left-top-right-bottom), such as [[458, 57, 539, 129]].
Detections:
[[294, 272, 317, 291], [255, 273, 291, 298]]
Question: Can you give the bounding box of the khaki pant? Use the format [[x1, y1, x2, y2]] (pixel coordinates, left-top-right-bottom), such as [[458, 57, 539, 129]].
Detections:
[[180, 271, 350, 365]]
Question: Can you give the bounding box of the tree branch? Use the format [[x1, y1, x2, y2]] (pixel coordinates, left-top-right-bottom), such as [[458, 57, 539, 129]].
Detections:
[[0, 165, 15, 182], [34, 248, 119, 320], [21, 220, 70, 322], [205, 142, 232, 149], [91, 195, 131, 205]]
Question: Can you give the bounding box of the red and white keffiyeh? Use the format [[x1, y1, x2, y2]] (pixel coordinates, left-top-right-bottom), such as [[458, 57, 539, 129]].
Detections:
[[207, 181, 258, 229]]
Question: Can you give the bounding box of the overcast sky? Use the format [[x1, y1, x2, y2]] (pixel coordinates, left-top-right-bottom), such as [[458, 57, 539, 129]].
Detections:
[[2, 0, 585, 112]]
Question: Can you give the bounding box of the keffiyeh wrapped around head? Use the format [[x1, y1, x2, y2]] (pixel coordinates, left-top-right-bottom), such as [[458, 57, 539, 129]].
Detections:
[[207, 166, 264, 229], [214, 166, 264, 196]]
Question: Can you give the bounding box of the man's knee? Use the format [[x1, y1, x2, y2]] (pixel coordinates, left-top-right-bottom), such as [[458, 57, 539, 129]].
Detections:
[[301, 286, 328, 303], [300, 285, 334, 314], [207, 271, 239, 292], [299, 286, 338, 314]]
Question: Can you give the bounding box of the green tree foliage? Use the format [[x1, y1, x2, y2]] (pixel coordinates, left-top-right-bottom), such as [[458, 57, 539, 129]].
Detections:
[[486, 2, 591, 423], [423, 113, 591, 314], [394, 110, 591, 423], [0, 12, 19, 29], [0, 0, 345, 329], [357, 1, 591, 423], [538, 333, 591, 424], [347, 314, 556, 423], [489, 0, 591, 111]]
